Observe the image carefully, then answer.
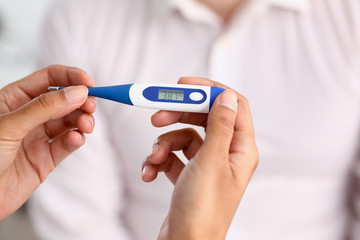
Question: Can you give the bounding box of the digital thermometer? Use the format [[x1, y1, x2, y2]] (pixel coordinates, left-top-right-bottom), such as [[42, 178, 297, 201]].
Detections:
[[49, 83, 225, 113]]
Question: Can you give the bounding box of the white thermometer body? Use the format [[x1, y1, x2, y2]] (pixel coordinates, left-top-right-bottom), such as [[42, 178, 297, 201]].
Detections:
[[49, 83, 225, 113]]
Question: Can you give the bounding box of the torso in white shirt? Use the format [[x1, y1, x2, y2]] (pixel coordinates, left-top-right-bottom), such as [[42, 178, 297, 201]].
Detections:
[[29, 0, 360, 239]]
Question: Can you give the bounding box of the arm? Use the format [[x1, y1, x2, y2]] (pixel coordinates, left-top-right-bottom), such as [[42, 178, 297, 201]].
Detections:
[[143, 77, 259, 239], [0, 65, 95, 220]]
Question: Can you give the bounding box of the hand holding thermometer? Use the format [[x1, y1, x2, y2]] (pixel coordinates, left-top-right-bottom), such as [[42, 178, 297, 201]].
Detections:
[[48, 83, 225, 113]]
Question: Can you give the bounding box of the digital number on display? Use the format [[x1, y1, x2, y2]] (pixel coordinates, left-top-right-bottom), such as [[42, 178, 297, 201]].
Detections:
[[158, 90, 184, 101]]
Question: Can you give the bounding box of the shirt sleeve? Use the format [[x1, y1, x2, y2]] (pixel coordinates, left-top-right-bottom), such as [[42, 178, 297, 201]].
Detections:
[[27, 1, 131, 239]]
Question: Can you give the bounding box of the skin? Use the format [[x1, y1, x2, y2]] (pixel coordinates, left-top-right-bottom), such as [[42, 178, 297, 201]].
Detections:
[[198, 0, 247, 23], [142, 77, 259, 240], [0, 65, 96, 220]]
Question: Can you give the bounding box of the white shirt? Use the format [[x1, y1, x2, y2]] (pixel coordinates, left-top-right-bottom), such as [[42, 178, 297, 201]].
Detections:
[[28, 0, 360, 239]]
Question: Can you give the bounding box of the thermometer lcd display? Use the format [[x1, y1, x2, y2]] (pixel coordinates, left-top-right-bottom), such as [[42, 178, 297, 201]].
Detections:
[[158, 89, 184, 101]]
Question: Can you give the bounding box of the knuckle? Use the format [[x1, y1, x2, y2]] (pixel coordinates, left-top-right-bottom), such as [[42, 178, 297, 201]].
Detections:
[[237, 94, 249, 107], [153, 132, 169, 147], [47, 64, 65, 72], [48, 64, 60, 68], [37, 93, 56, 112], [155, 133, 166, 143], [218, 114, 235, 133], [164, 153, 177, 172], [47, 64, 60, 70], [47, 64, 62, 83], [46, 64, 58, 74], [158, 128, 196, 140], [184, 128, 199, 137], [63, 114, 73, 128]]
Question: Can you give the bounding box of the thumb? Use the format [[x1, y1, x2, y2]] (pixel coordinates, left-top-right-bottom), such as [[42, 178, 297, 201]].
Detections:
[[199, 90, 238, 163], [1, 85, 88, 138]]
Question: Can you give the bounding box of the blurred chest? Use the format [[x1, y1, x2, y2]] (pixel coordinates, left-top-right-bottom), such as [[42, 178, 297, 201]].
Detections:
[[93, 10, 360, 178]]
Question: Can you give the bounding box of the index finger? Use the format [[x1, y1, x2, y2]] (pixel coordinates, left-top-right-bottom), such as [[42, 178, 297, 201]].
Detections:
[[16, 65, 95, 99], [1, 65, 95, 112]]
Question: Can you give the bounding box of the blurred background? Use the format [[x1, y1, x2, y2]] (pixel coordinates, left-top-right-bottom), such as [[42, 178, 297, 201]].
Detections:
[[0, 0, 57, 88], [0, 0, 58, 239]]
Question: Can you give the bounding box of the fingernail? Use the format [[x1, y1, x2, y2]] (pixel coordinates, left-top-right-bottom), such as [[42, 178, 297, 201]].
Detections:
[[220, 90, 237, 112], [64, 86, 88, 104], [151, 143, 160, 156], [89, 96, 96, 106], [142, 164, 151, 176], [68, 68, 86, 75], [86, 115, 94, 128]]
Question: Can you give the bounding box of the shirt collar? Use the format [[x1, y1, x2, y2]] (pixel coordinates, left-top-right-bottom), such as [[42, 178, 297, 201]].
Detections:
[[265, 0, 311, 13], [167, 0, 222, 27], [166, 0, 311, 25]]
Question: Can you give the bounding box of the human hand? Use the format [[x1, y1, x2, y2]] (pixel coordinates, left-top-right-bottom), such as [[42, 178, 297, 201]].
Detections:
[[142, 77, 259, 240], [0, 65, 96, 220]]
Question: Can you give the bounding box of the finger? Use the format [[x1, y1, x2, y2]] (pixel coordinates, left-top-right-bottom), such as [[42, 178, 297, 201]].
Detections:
[[18, 65, 95, 99], [198, 90, 238, 163], [141, 157, 160, 182], [80, 96, 96, 114], [0, 65, 95, 111], [151, 111, 207, 128], [142, 153, 185, 185], [178, 77, 230, 90], [229, 91, 258, 173], [149, 128, 203, 164], [163, 153, 185, 185], [49, 130, 86, 167], [44, 110, 95, 139], [233, 93, 256, 141], [0, 86, 89, 139]]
